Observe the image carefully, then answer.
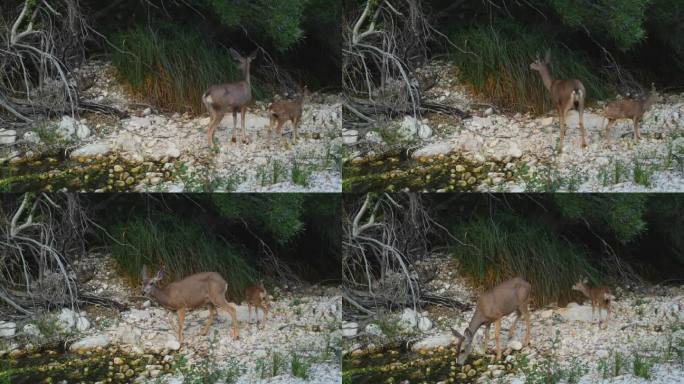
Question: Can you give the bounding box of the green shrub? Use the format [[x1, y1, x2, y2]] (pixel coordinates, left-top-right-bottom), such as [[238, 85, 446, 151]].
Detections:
[[450, 217, 600, 305], [108, 214, 256, 299], [449, 22, 611, 113], [112, 24, 262, 114]]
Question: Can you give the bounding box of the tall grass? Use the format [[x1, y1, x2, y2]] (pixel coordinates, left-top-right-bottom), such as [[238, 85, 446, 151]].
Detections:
[[112, 24, 261, 114], [108, 215, 256, 299], [450, 217, 601, 305], [450, 23, 611, 113]]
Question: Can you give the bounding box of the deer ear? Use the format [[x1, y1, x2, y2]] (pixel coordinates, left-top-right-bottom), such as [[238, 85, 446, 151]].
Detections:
[[544, 49, 551, 64], [229, 48, 242, 61], [154, 268, 164, 281]]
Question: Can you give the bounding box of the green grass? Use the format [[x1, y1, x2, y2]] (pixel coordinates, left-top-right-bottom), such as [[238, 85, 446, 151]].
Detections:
[[514, 331, 586, 383], [291, 157, 312, 186], [112, 23, 263, 115], [451, 217, 601, 305], [449, 22, 611, 113], [632, 353, 653, 379], [633, 154, 655, 187], [291, 354, 311, 379], [256, 351, 287, 379], [108, 214, 256, 299], [168, 331, 242, 383]]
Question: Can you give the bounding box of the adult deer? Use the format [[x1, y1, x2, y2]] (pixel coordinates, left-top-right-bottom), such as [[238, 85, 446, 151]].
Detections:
[[244, 281, 270, 328], [141, 266, 239, 346], [602, 84, 658, 143], [267, 86, 309, 145], [530, 50, 587, 153], [452, 277, 531, 364], [202, 48, 258, 147], [571, 277, 614, 329]]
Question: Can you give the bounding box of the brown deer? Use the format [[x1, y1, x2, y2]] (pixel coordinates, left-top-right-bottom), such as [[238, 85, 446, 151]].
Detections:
[[202, 48, 258, 147], [571, 277, 614, 329], [452, 277, 531, 364], [141, 266, 239, 346], [267, 86, 309, 145], [244, 281, 270, 328], [530, 50, 588, 153], [602, 84, 658, 143]]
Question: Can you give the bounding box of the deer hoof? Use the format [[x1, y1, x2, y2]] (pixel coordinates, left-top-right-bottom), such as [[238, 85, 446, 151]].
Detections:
[[231, 137, 237, 144]]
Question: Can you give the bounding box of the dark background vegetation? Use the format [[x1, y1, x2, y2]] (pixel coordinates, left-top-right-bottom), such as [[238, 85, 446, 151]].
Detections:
[[0, 193, 341, 318], [432, 0, 684, 111], [343, 193, 684, 318], [1, 0, 340, 122], [345, 0, 683, 118]]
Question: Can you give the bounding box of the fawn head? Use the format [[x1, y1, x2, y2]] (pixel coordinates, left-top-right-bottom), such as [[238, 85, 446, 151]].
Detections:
[[141, 265, 164, 296], [571, 277, 588, 292]]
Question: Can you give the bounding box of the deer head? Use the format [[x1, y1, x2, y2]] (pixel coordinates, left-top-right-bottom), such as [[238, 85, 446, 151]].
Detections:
[[571, 277, 589, 292], [529, 50, 551, 72], [141, 265, 164, 296], [229, 48, 258, 74], [452, 328, 474, 365]]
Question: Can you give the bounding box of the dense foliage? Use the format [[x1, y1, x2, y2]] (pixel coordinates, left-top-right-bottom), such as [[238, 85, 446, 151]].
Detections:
[[425, 0, 684, 111]]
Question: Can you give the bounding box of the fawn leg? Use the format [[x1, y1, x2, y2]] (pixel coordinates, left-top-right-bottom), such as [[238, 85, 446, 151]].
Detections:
[[508, 311, 520, 338], [293, 116, 300, 144], [206, 111, 223, 148], [177, 308, 185, 346], [578, 101, 587, 148], [262, 302, 269, 321], [201, 305, 216, 336], [634, 117, 641, 141], [483, 323, 490, 353], [604, 119, 616, 144], [277, 120, 286, 146], [495, 318, 502, 361], [557, 106, 566, 153]]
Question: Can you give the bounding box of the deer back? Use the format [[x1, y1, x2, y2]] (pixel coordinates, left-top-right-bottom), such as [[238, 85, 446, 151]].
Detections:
[[477, 277, 531, 321], [549, 79, 585, 105], [158, 272, 228, 310], [205, 82, 252, 111]]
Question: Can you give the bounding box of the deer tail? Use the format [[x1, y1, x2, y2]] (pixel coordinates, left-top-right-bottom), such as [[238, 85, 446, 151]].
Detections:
[[572, 88, 582, 110]]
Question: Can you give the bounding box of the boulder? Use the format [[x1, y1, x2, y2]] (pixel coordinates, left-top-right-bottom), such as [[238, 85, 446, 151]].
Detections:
[[57, 116, 77, 138], [417, 316, 433, 332], [342, 322, 358, 337], [23, 323, 41, 337], [565, 110, 604, 130], [23, 131, 41, 144], [507, 340, 523, 351], [411, 333, 456, 351], [399, 308, 418, 330], [70, 141, 112, 158], [0, 129, 17, 145], [76, 124, 91, 140], [0, 321, 16, 337], [57, 308, 77, 330], [556, 304, 606, 322], [469, 116, 493, 129], [412, 142, 453, 159], [365, 131, 383, 144], [365, 323, 384, 337], [342, 130, 358, 145], [69, 334, 111, 352], [398, 116, 419, 139], [76, 316, 90, 332], [418, 124, 432, 139]]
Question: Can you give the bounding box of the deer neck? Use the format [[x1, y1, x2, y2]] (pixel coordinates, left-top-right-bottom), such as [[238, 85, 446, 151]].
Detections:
[[577, 284, 592, 299], [243, 62, 252, 89], [149, 285, 178, 310], [643, 93, 657, 110], [465, 312, 486, 341], [538, 66, 554, 92]]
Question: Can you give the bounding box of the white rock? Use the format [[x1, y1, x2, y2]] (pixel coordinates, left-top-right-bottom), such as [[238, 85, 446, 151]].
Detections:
[[0, 129, 17, 145], [541, 116, 554, 126], [0, 321, 16, 337], [75, 316, 90, 332], [540, 309, 553, 319], [507, 340, 523, 351], [398, 116, 419, 139], [76, 124, 90, 140], [23, 131, 41, 144], [57, 308, 77, 330], [507, 141, 523, 158], [411, 333, 455, 351], [342, 321, 358, 337], [23, 323, 41, 336], [470, 116, 493, 129], [399, 308, 417, 330], [365, 323, 384, 336], [412, 142, 453, 158], [342, 130, 358, 145], [418, 124, 432, 139], [565, 110, 603, 130], [69, 334, 111, 351], [365, 130, 383, 144], [143, 108, 152, 116], [70, 141, 112, 158], [417, 316, 433, 332], [556, 304, 606, 322], [57, 116, 78, 138], [484, 107, 494, 116], [127, 116, 152, 129]]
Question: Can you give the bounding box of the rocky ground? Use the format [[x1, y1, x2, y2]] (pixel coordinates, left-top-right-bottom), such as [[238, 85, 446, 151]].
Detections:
[[343, 255, 684, 383], [343, 61, 684, 192], [0, 254, 342, 383], [0, 60, 342, 192]]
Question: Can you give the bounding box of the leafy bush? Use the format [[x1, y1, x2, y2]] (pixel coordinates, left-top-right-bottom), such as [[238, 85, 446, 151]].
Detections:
[[450, 216, 601, 305], [449, 22, 610, 113], [112, 24, 262, 114], [108, 214, 256, 299]]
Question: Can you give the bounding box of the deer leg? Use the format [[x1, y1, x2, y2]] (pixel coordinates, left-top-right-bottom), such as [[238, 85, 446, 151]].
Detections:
[[201, 305, 216, 336], [578, 102, 587, 148], [604, 119, 616, 144], [523, 309, 531, 346], [483, 323, 490, 354], [218, 301, 239, 340], [268, 116, 275, 147], [240, 105, 249, 144], [494, 318, 502, 361], [263, 302, 269, 321], [293, 116, 300, 144], [557, 106, 566, 153], [231, 110, 238, 144], [206, 111, 223, 148], [634, 117, 641, 142], [277, 120, 286, 146], [177, 308, 185, 346], [508, 312, 520, 339]]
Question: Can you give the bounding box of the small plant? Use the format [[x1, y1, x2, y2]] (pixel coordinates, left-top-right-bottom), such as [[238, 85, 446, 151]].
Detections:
[[291, 157, 312, 187], [632, 353, 652, 379], [171, 330, 242, 383], [291, 354, 311, 379], [632, 155, 654, 187], [256, 350, 287, 379], [613, 351, 624, 377]]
